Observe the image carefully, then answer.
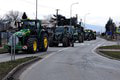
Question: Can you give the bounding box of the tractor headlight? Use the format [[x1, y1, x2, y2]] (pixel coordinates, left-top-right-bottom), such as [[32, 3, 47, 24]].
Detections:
[[8, 35, 19, 46]]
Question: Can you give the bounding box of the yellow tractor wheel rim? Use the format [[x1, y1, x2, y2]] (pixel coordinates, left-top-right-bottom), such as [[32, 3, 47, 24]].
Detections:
[[44, 37, 48, 48], [33, 41, 37, 51]]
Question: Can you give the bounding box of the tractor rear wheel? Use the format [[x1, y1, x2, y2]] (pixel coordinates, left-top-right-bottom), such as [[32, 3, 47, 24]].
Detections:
[[40, 33, 48, 52], [49, 37, 54, 47], [78, 36, 82, 43], [81, 36, 84, 43], [62, 37, 68, 47]]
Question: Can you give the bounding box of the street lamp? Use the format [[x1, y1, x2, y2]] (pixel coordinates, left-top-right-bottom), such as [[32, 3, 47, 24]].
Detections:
[[84, 13, 90, 28], [70, 2, 79, 26]]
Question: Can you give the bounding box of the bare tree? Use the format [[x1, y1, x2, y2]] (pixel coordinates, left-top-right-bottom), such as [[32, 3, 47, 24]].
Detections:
[[5, 10, 22, 21], [4, 10, 22, 29]]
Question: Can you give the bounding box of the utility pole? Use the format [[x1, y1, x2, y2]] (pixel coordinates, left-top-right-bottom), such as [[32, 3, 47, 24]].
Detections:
[[36, 0, 38, 20], [56, 9, 59, 27], [76, 14, 78, 24]]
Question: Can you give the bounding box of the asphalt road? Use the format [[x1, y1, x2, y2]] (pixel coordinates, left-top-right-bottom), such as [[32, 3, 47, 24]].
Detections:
[[19, 38, 120, 80], [0, 44, 65, 62]]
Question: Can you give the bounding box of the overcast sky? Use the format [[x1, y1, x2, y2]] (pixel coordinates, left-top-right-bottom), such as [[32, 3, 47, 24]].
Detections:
[[0, 0, 120, 26]]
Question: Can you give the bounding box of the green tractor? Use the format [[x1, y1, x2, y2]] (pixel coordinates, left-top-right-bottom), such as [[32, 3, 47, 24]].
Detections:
[[49, 26, 74, 47], [5, 19, 49, 53], [73, 26, 84, 43], [84, 29, 96, 40]]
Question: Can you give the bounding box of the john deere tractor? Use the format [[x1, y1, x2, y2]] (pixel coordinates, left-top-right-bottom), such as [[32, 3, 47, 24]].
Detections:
[[5, 19, 48, 53]]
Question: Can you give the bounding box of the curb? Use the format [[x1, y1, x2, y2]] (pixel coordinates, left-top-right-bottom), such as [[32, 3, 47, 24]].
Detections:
[[98, 49, 120, 52], [95, 48, 120, 61], [2, 56, 42, 80]]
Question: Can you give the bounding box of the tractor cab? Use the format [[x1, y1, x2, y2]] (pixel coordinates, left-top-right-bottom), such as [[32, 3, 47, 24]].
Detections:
[[18, 19, 41, 31]]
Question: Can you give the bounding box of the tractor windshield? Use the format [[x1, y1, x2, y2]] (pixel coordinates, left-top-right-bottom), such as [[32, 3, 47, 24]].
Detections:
[[75, 29, 81, 33], [20, 21, 36, 30], [55, 27, 64, 33]]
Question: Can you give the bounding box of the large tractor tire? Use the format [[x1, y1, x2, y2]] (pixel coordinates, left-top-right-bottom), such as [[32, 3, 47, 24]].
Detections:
[[88, 37, 91, 41], [27, 38, 38, 53], [70, 40, 74, 47], [94, 37, 96, 40], [81, 36, 84, 43], [49, 37, 54, 47], [62, 37, 69, 47], [87, 35, 91, 41], [78, 36, 82, 43], [40, 33, 48, 52]]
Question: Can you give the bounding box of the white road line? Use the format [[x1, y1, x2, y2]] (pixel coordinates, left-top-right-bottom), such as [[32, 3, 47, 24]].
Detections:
[[57, 48, 68, 52], [92, 41, 105, 54]]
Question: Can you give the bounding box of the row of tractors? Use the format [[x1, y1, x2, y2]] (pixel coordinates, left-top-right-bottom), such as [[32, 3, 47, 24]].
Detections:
[[47, 24, 96, 48], [4, 19, 96, 54]]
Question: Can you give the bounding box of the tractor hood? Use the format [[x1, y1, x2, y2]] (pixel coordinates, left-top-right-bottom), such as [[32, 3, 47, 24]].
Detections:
[[15, 29, 30, 37]]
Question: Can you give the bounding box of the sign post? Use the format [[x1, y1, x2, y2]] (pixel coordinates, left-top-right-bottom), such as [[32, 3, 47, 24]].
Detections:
[[11, 35, 16, 61]]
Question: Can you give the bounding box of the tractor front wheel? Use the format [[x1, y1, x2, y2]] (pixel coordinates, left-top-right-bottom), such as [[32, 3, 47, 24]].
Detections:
[[27, 38, 38, 53]]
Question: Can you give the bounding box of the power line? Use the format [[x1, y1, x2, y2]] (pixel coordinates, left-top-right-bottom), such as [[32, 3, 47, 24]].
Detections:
[[20, 0, 70, 17], [20, 0, 56, 10], [18, 0, 71, 19]]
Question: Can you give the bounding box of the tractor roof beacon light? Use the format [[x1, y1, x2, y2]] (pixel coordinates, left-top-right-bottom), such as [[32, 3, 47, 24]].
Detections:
[[22, 12, 28, 19]]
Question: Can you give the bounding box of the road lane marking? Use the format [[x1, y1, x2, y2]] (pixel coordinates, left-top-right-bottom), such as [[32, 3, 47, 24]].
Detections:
[[92, 41, 105, 54], [57, 48, 68, 52]]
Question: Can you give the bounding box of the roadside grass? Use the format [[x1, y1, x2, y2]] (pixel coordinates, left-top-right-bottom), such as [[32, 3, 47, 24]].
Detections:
[[0, 56, 38, 80], [0, 48, 8, 54], [100, 51, 120, 60], [99, 45, 120, 49]]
